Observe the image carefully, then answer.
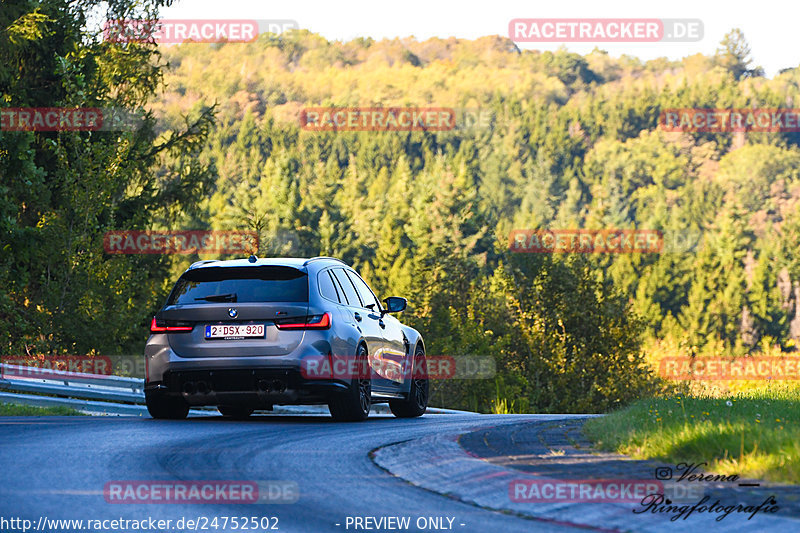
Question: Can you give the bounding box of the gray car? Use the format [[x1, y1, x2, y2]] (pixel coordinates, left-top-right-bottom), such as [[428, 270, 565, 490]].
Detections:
[[144, 256, 428, 421]]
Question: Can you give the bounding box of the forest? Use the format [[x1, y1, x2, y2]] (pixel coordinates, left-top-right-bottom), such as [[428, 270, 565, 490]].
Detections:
[[3, 0, 800, 412]]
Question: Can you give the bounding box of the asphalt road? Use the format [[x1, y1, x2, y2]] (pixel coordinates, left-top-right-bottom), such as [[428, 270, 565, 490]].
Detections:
[[0, 413, 588, 533]]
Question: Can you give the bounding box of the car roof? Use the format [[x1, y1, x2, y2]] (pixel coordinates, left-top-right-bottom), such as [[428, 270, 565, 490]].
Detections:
[[187, 256, 347, 271]]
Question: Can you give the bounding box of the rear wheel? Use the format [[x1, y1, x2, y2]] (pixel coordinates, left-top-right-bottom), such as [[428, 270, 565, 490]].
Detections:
[[218, 405, 254, 419], [328, 344, 371, 422], [390, 346, 428, 418], [145, 391, 189, 420]]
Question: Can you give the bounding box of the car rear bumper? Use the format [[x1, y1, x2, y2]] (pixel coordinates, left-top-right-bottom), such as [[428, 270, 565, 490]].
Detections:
[[145, 367, 349, 406]]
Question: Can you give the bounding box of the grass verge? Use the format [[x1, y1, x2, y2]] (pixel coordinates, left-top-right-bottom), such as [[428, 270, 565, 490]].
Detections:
[[0, 402, 84, 416], [583, 386, 800, 484]]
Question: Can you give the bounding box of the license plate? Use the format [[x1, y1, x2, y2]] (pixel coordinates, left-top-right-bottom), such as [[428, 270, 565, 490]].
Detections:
[[204, 324, 265, 339]]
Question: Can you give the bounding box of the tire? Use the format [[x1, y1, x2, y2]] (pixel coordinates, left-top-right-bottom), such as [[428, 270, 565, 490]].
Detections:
[[218, 405, 254, 419], [390, 345, 428, 418], [145, 391, 189, 420], [328, 344, 371, 422]]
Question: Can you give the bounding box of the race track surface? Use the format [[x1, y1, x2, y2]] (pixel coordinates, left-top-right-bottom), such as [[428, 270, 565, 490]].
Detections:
[[0, 413, 587, 533]]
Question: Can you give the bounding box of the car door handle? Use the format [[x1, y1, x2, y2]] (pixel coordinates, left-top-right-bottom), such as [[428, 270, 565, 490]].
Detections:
[[354, 312, 362, 322]]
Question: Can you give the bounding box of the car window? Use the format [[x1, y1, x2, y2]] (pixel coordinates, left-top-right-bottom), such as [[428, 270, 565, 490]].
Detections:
[[345, 270, 381, 311], [167, 266, 308, 305], [331, 268, 359, 307], [318, 269, 341, 303], [328, 269, 350, 305]]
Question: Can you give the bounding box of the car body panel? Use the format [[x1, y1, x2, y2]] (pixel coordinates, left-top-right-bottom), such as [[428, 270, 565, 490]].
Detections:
[[144, 256, 424, 411]]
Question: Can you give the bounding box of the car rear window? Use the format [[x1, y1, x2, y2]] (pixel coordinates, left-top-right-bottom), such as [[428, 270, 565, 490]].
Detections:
[[167, 266, 308, 305]]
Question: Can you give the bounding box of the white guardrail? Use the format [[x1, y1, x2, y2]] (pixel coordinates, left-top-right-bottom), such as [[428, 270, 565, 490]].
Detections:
[[0, 362, 149, 415]]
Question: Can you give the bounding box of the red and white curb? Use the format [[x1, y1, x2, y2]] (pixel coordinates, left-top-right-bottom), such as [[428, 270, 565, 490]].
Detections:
[[371, 420, 799, 532]]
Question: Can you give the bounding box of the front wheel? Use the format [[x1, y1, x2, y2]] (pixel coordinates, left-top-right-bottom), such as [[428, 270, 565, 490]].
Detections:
[[389, 346, 428, 418], [145, 391, 189, 420], [328, 344, 371, 422]]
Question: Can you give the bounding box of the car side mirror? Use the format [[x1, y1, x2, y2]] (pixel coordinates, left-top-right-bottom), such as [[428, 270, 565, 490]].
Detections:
[[382, 296, 407, 315]]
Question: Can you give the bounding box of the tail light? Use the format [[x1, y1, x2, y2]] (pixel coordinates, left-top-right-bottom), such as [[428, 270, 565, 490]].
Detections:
[[276, 312, 331, 330], [150, 316, 193, 333]]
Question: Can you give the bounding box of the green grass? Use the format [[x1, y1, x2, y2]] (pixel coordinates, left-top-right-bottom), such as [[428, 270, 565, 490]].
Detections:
[[0, 402, 84, 416], [583, 385, 800, 484]]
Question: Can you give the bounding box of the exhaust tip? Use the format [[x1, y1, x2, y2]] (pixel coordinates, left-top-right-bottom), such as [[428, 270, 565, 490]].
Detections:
[[182, 381, 196, 395], [196, 381, 209, 394], [271, 379, 286, 393], [257, 379, 271, 392]]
